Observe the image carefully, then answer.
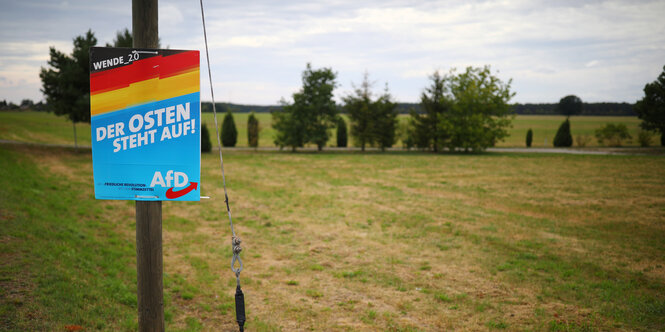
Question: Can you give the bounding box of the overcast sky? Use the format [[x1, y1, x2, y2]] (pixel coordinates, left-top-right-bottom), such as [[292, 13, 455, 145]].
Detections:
[[1, 0, 664, 105]]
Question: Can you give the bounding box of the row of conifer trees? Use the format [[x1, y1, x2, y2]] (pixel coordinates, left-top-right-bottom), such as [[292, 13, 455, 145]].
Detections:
[[200, 110, 344, 152], [200, 112, 259, 152]]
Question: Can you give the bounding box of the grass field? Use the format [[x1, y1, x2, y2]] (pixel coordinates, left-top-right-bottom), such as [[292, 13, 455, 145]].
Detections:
[[1, 142, 664, 331], [499, 115, 645, 148], [0, 111, 654, 148], [0, 111, 93, 146]]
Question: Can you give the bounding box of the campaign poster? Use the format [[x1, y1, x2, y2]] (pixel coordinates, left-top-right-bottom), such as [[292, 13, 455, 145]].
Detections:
[[90, 47, 200, 201]]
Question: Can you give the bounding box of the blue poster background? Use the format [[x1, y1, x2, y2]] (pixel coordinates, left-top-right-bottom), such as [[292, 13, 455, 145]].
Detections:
[[91, 92, 201, 201]]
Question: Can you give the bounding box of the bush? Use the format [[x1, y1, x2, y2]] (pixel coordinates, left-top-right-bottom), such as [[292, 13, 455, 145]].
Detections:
[[595, 123, 631, 146], [638, 130, 653, 147], [576, 134, 591, 147], [553, 119, 573, 147], [336, 117, 347, 147], [201, 123, 212, 153], [247, 112, 259, 148], [526, 129, 533, 147], [221, 111, 237, 147], [397, 118, 414, 149]]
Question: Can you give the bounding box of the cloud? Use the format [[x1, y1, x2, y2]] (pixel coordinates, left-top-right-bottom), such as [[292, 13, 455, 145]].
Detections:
[[1, 0, 664, 104], [401, 69, 435, 79], [585, 60, 599, 68], [161, 3, 184, 23]]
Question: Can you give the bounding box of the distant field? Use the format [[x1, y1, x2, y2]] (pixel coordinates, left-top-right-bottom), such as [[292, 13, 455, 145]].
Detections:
[[498, 115, 646, 148], [0, 111, 655, 148], [204, 113, 650, 148], [2, 144, 664, 330]]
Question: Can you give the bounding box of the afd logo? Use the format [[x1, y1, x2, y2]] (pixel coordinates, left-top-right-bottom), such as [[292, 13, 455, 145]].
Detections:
[[150, 170, 198, 199]]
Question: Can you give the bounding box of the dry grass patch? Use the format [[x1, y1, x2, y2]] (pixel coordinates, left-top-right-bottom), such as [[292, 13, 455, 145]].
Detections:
[[3, 146, 664, 331]]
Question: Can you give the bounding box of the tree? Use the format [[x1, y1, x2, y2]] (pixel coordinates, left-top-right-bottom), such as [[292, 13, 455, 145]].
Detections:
[[20, 99, 34, 109], [410, 71, 449, 151], [343, 73, 398, 151], [557, 95, 583, 118], [273, 63, 338, 151], [221, 111, 238, 147], [635, 65, 665, 146], [436, 66, 514, 152], [40, 30, 97, 148], [272, 106, 304, 151], [105, 28, 162, 48], [201, 123, 212, 153], [553, 119, 573, 147], [106, 28, 133, 47], [343, 72, 374, 151], [553, 94, 581, 148], [373, 85, 398, 151], [526, 128, 533, 147], [247, 112, 259, 148], [336, 117, 348, 148], [0, 100, 19, 110], [595, 123, 632, 146]]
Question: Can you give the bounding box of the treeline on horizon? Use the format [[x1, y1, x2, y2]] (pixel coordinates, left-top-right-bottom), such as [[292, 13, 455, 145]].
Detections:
[[201, 101, 636, 116], [1, 99, 634, 117]]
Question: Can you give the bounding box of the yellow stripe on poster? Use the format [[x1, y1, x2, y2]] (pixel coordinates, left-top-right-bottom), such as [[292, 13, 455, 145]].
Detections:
[[91, 69, 200, 116]]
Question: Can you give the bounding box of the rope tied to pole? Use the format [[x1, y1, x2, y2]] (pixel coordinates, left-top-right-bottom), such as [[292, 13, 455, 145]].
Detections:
[[199, 0, 245, 330]]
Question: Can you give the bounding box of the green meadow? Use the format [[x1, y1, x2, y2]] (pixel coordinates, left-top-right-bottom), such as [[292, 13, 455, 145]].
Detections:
[[0, 111, 93, 146], [502, 115, 645, 148], [1, 118, 664, 331], [0, 111, 653, 148]]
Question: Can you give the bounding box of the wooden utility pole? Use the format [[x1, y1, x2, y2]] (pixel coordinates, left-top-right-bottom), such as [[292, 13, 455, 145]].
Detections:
[[133, 0, 164, 331]]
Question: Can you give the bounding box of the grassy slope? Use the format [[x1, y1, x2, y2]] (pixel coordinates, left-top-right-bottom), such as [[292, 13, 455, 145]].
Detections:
[[0, 146, 137, 330], [2, 144, 664, 331], [1, 111, 655, 148], [0, 111, 92, 146], [0, 146, 237, 331]]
